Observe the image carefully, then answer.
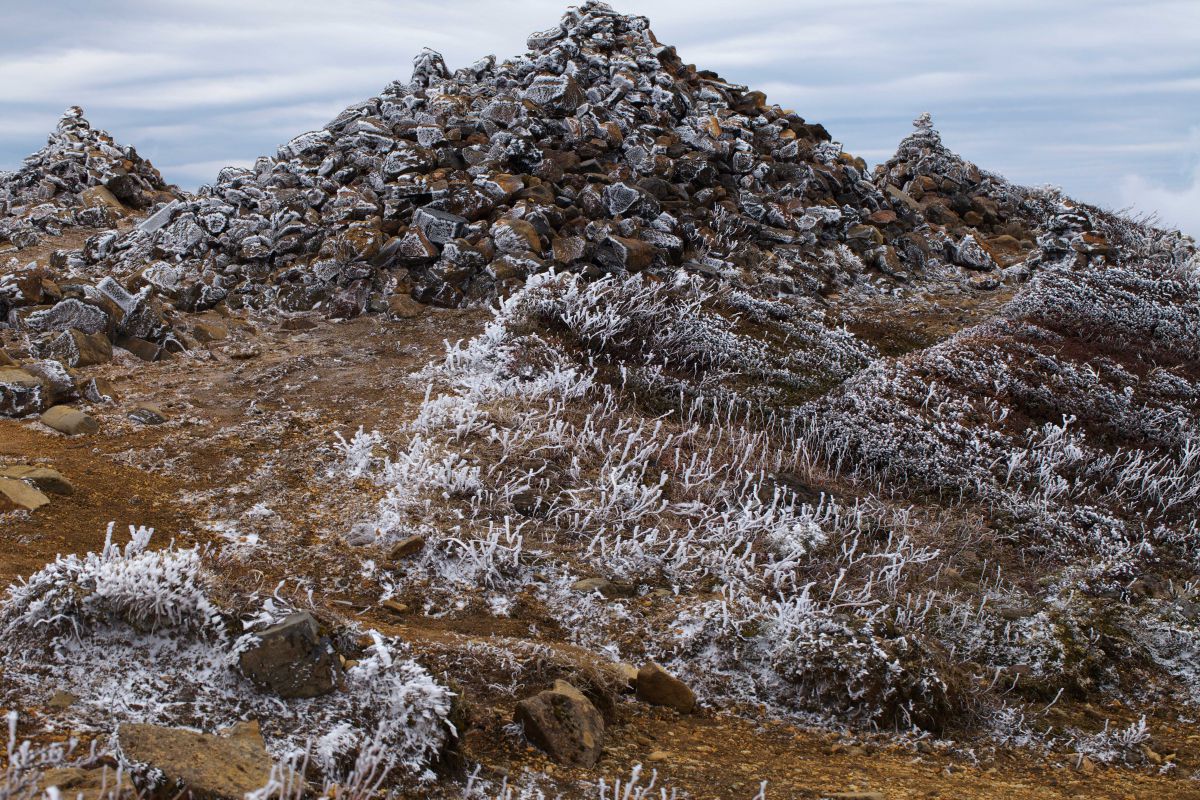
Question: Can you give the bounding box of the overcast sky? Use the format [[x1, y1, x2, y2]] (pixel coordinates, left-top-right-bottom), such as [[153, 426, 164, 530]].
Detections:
[[2, 0, 1197, 235]]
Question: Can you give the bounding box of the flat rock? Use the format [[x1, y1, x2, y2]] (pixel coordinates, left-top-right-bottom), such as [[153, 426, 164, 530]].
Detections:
[[388, 535, 426, 560], [412, 207, 466, 245], [514, 680, 604, 767], [0, 477, 51, 511], [118, 721, 274, 799], [41, 405, 99, 435], [41, 407, 99, 438], [238, 611, 341, 698], [636, 662, 696, 713], [0, 465, 72, 495], [128, 403, 167, 425], [22, 299, 110, 336]]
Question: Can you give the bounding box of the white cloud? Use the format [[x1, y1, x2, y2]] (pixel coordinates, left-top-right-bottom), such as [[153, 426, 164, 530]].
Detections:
[[158, 159, 257, 185], [1121, 168, 1200, 237]]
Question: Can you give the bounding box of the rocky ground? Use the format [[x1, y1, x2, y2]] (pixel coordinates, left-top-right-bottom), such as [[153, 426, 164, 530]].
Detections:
[[2, 2, 1199, 799], [2, 297, 1199, 800]]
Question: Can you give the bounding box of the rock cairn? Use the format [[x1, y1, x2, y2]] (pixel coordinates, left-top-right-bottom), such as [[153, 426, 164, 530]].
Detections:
[[0, 2, 1143, 421], [0, 107, 176, 250], [64, 1, 911, 316]]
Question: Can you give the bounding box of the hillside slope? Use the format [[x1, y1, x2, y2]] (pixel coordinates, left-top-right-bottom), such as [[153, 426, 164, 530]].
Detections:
[[1, 2, 1198, 798]]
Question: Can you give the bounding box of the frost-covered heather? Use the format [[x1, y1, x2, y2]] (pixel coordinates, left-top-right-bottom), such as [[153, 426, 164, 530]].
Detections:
[[0, 525, 453, 789], [338, 270, 974, 728], [794, 205, 1200, 703], [2, 713, 79, 800], [464, 763, 734, 800], [333, 214, 1200, 737]]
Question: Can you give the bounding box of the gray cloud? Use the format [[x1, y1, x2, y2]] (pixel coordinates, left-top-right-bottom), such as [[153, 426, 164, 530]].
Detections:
[[1, 0, 1196, 234]]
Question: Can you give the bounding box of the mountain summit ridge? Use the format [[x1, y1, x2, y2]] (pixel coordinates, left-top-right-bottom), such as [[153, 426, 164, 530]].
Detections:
[[0, 3, 1198, 798]]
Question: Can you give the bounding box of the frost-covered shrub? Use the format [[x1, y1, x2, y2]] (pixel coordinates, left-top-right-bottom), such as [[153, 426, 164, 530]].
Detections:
[[1070, 716, 1151, 766], [669, 585, 959, 729], [465, 764, 696, 800], [300, 634, 453, 784], [0, 526, 453, 791], [331, 426, 385, 480], [1, 523, 222, 638], [2, 713, 79, 800]]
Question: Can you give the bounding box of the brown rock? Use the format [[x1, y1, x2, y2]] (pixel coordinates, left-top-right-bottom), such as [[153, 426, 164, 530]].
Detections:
[[387, 293, 427, 319], [191, 321, 228, 343], [984, 234, 1030, 267], [389, 535, 426, 560], [382, 599, 410, 616], [238, 612, 341, 699], [0, 465, 72, 495], [80, 185, 127, 214], [116, 336, 165, 362], [636, 662, 695, 713], [117, 721, 275, 799], [41, 405, 100, 435], [596, 235, 657, 272], [80, 376, 118, 404], [884, 184, 921, 212], [846, 224, 884, 246], [867, 209, 897, 226], [0, 477, 51, 511], [47, 328, 112, 367], [514, 681, 605, 767], [551, 235, 589, 264], [492, 218, 542, 255]]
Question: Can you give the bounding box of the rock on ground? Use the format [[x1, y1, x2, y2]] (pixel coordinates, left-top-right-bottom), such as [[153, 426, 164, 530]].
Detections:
[[117, 721, 275, 800], [237, 611, 342, 698], [636, 662, 696, 713], [513, 680, 605, 767], [40, 405, 99, 435]]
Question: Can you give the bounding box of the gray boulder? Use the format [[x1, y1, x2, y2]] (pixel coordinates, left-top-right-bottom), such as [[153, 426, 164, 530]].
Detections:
[[238, 611, 341, 698]]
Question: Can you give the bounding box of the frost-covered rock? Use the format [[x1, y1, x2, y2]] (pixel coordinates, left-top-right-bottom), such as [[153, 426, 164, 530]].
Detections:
[[237, 612, 342, 699]]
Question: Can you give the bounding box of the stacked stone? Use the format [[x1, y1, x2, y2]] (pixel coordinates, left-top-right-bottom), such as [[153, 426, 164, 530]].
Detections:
[[70, 1, 914, 316], [871, 113, 1051, 274], [0, 107, 177, 250]]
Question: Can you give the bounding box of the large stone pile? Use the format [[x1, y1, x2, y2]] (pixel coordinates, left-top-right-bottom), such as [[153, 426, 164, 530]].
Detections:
[[66, 1, 925, 316], [0, 107, 177, 250], [871, 112, 1058, 275]]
